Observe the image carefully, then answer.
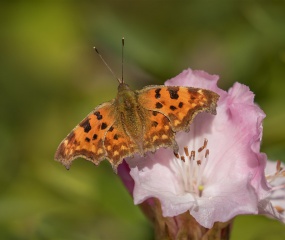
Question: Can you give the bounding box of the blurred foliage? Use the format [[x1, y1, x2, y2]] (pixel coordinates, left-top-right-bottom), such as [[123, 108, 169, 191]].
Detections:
[[0, 1, 285, 239]]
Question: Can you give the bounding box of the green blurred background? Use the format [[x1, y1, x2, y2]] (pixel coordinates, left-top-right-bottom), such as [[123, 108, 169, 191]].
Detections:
[[1, 1, 285, 239]]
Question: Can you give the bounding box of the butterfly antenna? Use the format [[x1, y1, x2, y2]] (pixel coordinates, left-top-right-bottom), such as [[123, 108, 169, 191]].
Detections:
[[121, 37, 125, 84], [93, 46, 121, 84]]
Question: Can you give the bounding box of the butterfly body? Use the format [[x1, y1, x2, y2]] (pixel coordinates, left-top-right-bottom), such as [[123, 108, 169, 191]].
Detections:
[[55, 82, 219, 171], [115, 83, 146, 151]]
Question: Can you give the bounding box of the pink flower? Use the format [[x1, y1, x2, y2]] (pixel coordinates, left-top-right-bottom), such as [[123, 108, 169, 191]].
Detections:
[[119, 69, 285, 229]]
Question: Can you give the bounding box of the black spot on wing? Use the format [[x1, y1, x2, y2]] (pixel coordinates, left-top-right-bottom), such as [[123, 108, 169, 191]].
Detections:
[[168, 87, 179, 99], [155, 88, 161, 99], [80, 118, 91, 133], [101, 122, 107, 130], [94, 111, 103, 120], [152, 121, 158, 127], [156, 102, 163, 109]]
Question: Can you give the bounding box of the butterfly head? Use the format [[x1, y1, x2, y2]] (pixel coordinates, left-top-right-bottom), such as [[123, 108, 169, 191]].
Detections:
[[117, 82, 130, 91], [116, 82, 136, 106]]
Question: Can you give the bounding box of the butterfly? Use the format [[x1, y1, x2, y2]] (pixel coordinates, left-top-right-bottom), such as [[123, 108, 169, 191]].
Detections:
[[55, 77, 219, 172], [55, 40, 219, 171]]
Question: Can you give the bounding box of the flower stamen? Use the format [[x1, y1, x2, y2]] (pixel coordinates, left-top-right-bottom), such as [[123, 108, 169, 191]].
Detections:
[[266, 160, 285, 183], [198, 185, 204, 197], [276, 160, 283, 173], [190, 150, 195, 160], [174, 152, 180, 159], [184, 147, 189, 156], [275, 206, 285, 214], [205, 149, 209, 158], [198, 139, 208, 153], [173, 138, 209, 197]]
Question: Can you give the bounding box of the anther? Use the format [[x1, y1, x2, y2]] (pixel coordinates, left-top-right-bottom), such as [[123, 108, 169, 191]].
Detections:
[[198, 138, 208, 152], [180, 156, 185, 162], [275, 206, 284, 214], [197, 160, 201, 165], [205, 149, 209, 158], [174, 152, 180, 159], [184, 147, 189, 156], [276, 160, 283, 173]]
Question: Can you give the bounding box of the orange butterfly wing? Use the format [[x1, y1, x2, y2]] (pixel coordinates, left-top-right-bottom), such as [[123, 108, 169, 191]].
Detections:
[[54, 101, 116, 169], [137, 85, 219, 132], [142, 110, 178, 154], [104, 122, 139, 168]]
